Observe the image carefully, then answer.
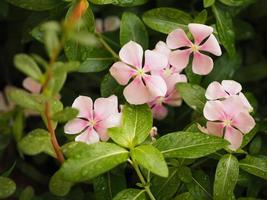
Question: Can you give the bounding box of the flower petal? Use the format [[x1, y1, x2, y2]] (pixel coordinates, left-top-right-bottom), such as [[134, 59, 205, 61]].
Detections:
[[72, 96, 93, 119], [23, 77, 42, 94], [203, 100, 225, 121], [154, 41, 171, 57], [221, 96, 244, 118], [123, 78, 151, 104], [119, 41, 143, 68], [165, 73, 187, 93], [64, 118, 88, 134], [192, 52, 213, 75], [199, 34, 222, 56], [152, 104, 168, 120], [232, 111, 255, 134], [166, 29, 192, 49], [239, 92, 253, 112], [188, 23, 213, 45], [144, 75, 167, 99], [94, 95, 119, 121], [224, 126, 243, 151], [165, 90, 182, 106], [109, 61, 135, 85], [221, 80, 242, 95], [104, 16, 120, 32], [169, 49, 191, 71], [206, 121, 224, 137], [205, 81, 229, 100], [75, 128, 100, 144], [143, 50, 168, 71]]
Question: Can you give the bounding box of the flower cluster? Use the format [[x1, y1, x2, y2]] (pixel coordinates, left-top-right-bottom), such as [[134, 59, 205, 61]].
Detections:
[[110, 23, 221, 119], [201, 80, 256, 150]]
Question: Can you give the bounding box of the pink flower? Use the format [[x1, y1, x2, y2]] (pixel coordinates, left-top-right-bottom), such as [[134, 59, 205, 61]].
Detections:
[[148, 41, 187, 119], [203, 96, 255, 150], [64, 95, 121, 144], [110, 41, 168, 105], [23, 77, 42, 94], [166, 23, 222, 75], [205, 80, 253, 112], [95, 16, 120, 33]]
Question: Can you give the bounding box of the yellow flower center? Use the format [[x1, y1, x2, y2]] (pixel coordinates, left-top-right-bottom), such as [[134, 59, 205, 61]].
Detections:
[[136, 68, 145, 77], [223, 119, 232, 127], [88, 119, 97, 127], [191, 44, 199, 52]]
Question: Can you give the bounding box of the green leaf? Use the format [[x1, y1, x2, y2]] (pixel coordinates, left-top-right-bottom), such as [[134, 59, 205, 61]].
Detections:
[[177, 166, 192, 183], [89, 0, 114, 4], [120, 12, 148, 49], [6, 0, 63, 11], [53, 61, 80, 74], [18, 129, 56, 157], [249, 136, 262, 155], [101, 74, 123, 98], [174, 192, 195, 200], [154, 131, 228, 158], [193, 10, 208, 24], [113, 0, 148, 7], [239, 155, 267, 180], [12, 110, 24, 142], [219, 0, 256, 7], [204, 0, 215, 8], [52, 107, 78, 123], [241, 125, 259, 148], [47, 71, 67, 95], [78, 48, 114, 73], [14, 54, 42, 80], [142, 8, 192, 34], [113, 189, 146, 200], [19, 186, 34, 200], [213, 154, 239, 200], [59, 142, 129, 182], [49, 171, 73, 196], [176, 83, 206, 113], [109, 104, 152, 148], [151, 167, 181, 200], [0, 176, 16, 199], [212, 3, 236, 57], [132, 144, 168, 177]]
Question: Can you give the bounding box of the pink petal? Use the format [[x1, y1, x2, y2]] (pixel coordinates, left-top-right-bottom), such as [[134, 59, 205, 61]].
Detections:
[[144, 75, 167, 99], [23, 77, 42, 94], [166, 29, 192, 49], [109, 61, 135, 85], [95, 19, 103, 33], [152, 104, 168, 120], [221, 80, 242, 95], [206, 121, 224, 137], [169, 49, 191, 71], [188, 23, 213, 45], [104, 16, 120, 32], [239, 92, 253, 112], [119, 41, 143, 68], [192, 52, 213, 75], [123, 78, 151, 105], [165, 73, 187, 93], [199, 34, 222, 56], [224, 126, 243, 151], [165, 90, 182, 106], [205, 81, 229, 100], [232, 111, 255, 134], [143, 50, 168, 71], [221, 96, 244, 118], [75, 127, 100, 144], [64, 118, 88, 134], [154, 41, 171, 57], [203, 100, 225, 121], [94, 95, 119, 121], [72, 96, 93, 119]]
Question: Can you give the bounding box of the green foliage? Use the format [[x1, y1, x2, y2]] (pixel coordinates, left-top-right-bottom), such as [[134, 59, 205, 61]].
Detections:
[[6, 0, 63, 11], [0, 177, 16, 199], [49, 171, 73, 196], [19, 186, 34, 200], [113, 189, 146, 200], [52, 107, 78, 123]]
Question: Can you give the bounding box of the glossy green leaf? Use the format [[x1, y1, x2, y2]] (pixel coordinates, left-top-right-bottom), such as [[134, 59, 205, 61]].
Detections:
[[204, 0, 215, 8], [113, 0, 148, 7], [109, 104, 152, 147], [239, 155, 267, 180], [154, 131, 228, 158], [120, 12, 148, 49], [113, 189, 146, 200], [52, 107, 78, 123], [213, 154, 239, 200], [18, 129, 56, 157], [142, 8, 192, 34], [249, 136, 262, 155], [194, 10, 208, 24], [89, 0, 114, 4], [212, 4, 236, 57], [14, 54, 42, 80], [219, 0, 255, 7], [0, 176, 16, 199], [132, 144, 168, 177], [150, 167, 181, 200], [101, 74, 123, 97], [12, 110, 24, 142], [19, 186, 34, 200], [174, 192, 195, 200], [49, 171, 73, 196], [6, 0, 63, 11], [177, 166, 192, 183], [176, 83, 206, 113], [53, 61, 80, 74], [59, 142, 129, 182]]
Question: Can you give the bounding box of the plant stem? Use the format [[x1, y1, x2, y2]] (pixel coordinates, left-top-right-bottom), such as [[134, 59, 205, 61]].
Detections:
[[131, 160, 156, 200], [96, 33, 119, 59], [44, 101, 64, 164]]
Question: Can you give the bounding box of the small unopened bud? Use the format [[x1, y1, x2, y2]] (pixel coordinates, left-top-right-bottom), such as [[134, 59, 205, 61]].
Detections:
[[68, 0, 89, 25], [150, 126, 158, 141]]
